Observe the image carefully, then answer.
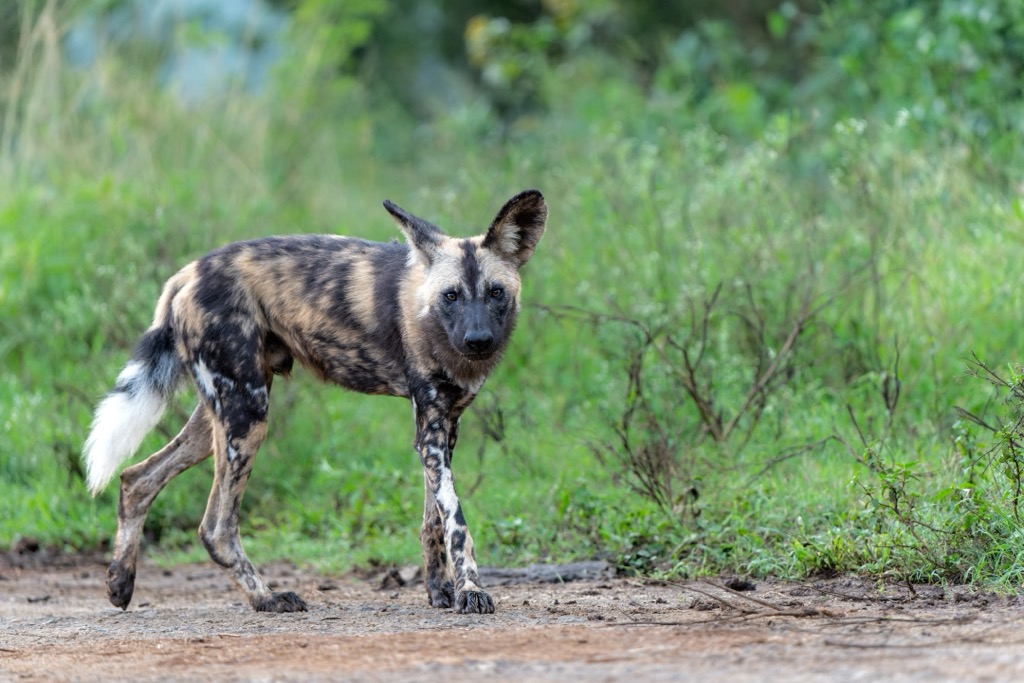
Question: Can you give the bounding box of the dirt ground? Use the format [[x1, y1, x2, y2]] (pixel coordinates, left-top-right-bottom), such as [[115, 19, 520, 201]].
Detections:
[[2, 551, 1023, 682]]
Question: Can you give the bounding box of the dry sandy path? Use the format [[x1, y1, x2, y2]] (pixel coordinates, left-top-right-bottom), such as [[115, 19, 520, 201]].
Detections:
[[2, 554, 1023, 681]]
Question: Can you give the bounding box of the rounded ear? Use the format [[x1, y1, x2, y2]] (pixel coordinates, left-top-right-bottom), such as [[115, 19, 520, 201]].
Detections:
[[482, 190, 547, 267], [383, 200, 444, 263]]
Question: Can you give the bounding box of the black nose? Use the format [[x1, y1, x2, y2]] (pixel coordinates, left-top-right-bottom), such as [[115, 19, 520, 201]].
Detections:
[[464, 331, 494, 353]]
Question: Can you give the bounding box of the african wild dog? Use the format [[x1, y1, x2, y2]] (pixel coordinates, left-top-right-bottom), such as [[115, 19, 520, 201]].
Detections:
[[83, 190, 547, 614]]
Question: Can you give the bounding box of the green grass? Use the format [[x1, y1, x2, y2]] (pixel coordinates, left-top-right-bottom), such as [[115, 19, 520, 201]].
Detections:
[[2, 8, 1024, 589]]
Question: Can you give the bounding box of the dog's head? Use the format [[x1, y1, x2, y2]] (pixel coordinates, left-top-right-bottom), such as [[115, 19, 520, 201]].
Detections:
[[385, 191, 547, 369]]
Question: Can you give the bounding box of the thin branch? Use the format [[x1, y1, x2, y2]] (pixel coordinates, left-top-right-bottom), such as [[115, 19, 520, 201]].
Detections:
[[744, 437, 837, 485]]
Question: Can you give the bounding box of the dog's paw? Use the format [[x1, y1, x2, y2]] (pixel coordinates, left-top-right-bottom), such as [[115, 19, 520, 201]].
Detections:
[[252, 591, 308, 613], [428, 580, 456, 609], [106, 561, 136, 610], [455, 589, 495, 614]]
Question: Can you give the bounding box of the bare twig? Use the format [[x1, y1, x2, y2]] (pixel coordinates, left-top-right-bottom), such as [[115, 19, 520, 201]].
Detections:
[[744, 437, 837, 485]]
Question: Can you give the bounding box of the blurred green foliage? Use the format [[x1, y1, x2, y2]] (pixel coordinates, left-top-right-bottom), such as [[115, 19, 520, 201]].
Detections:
[[334, 0, 1024, 160], [1, 0, 1023, 587]]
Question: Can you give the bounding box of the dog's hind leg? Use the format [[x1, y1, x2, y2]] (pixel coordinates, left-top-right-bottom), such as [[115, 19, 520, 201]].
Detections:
[[107, 404, 213, 609], [196, 375, 306, 613]]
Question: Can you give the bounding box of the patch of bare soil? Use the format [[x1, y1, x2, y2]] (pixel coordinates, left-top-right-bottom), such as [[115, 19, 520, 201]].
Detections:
[[2, 552, 1023, 682]]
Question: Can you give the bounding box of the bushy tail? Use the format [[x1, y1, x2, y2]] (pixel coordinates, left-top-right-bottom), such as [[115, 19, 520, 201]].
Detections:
[[83, 269, 192, 495], [83, 326, 183, 495]]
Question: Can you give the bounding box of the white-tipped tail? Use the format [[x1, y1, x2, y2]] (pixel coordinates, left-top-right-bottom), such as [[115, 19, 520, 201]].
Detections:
[[83, 361, 169, 495]]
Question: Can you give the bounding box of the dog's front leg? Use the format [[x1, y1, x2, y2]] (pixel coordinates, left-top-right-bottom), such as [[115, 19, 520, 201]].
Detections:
[[413, 394, 493, 614]]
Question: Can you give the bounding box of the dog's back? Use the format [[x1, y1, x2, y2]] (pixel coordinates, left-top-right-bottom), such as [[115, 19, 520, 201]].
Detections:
[[177, 235, 413, 396]]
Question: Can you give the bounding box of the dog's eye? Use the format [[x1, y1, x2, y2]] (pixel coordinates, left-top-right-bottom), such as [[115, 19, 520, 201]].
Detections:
[[490, 287, 504, 299], [444, 291, 458, 302]]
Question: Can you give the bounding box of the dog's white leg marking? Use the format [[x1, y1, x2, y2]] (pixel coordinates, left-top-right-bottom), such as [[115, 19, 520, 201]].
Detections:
[[193, 359, 218, 408], [193, 359, 239, 416]]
